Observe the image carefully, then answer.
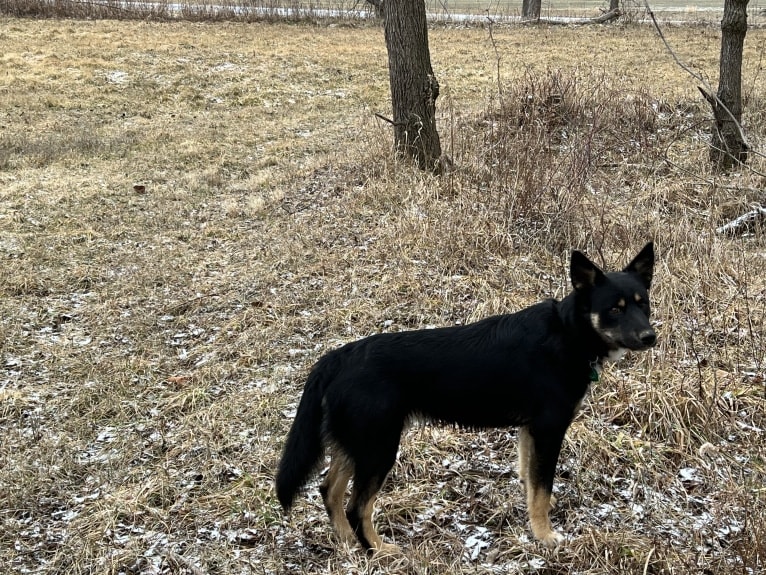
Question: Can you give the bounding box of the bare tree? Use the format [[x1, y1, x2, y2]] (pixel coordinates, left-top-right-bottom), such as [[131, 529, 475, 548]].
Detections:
[[700, 0, 750, 170], [383, 0, 443, 172], [365, 0, 383, 19], [522, 0, 541, 20]]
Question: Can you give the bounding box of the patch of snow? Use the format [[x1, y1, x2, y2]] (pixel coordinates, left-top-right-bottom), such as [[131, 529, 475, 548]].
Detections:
[[464, 526, 491, 560], [106, 70, 129, 84]]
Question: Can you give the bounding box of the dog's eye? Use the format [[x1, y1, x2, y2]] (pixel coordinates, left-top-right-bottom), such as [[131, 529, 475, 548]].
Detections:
[[609, 306, 623, 315]]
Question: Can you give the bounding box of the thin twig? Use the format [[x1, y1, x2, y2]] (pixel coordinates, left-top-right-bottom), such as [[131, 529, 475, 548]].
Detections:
[[485, 12, 503, 101], [662, 117, 766, 179], [642, 546, 656, 575], [374, 112, 399, 126], [643, 0, 751, 151]]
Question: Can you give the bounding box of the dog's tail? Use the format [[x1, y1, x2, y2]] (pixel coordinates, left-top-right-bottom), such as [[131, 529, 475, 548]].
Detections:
[[275, 351, 341, 511]]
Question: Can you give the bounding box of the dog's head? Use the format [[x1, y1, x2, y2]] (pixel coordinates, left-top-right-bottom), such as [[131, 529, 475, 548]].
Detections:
[[570, 242, 656, 354]]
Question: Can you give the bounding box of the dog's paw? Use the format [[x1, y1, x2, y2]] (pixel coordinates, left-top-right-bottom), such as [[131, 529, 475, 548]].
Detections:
[[538, 530, 565, 548], [549, 494, 557, 509], [373, 542, 402, 556]]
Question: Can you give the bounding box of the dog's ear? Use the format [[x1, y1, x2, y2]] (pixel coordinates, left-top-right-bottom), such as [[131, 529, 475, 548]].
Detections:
[[623, 242, 654, 289], [570, 250, 605, 291]]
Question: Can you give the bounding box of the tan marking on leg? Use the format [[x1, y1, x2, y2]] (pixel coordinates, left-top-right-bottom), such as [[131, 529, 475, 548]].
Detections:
[[527, 483, 564, 547], [517, 426, 531, 486], [361, 495, 400, 555], [320, 456, 356, 546], [348, 483, 400, 555], [520, 429, 556, 511]]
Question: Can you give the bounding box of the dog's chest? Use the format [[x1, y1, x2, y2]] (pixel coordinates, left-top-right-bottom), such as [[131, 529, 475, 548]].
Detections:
[[573, 384, 592, 416], [607, 348, 627, 362]]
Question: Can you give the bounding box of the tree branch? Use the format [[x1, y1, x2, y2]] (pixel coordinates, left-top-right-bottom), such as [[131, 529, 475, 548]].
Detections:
[[643, 0, 750, 152]]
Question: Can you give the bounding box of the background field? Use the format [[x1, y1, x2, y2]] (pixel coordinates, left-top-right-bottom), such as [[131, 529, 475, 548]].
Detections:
[[4, 0, 766, 24], [1, 16, 765, 575]]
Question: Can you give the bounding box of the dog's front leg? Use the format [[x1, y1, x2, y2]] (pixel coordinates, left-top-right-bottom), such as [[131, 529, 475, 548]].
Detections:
[[517, 426, 531, 485], [525, 425, 567, 547], [518, 426, 557, 511]]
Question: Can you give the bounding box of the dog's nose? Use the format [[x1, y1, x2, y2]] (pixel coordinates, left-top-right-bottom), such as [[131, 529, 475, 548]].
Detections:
[[640, 330, 657, 347]]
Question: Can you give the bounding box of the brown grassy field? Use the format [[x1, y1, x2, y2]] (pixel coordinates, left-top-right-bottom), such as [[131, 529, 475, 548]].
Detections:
[[1, 16, 765, 574], [4, 0, 765, 25]]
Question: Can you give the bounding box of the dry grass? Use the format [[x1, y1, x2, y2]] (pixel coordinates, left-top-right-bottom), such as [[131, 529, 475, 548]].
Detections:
[[1, 17, 765, 574]]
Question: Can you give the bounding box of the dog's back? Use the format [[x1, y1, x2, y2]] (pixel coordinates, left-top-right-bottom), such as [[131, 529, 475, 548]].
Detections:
[[321, 300, 585, 429]]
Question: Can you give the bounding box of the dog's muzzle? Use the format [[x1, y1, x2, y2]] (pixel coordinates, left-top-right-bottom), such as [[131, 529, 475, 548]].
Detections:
[[637, 329, 657, 349]]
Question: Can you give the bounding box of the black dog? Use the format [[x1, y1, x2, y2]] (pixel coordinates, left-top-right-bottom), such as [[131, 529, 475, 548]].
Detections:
[[276, 243, 656, 553]]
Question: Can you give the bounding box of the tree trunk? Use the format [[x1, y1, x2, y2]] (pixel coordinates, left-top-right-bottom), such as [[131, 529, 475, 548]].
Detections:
[[522, 0, 541, 20], [609, 0, 619, 11], [706, 0, 750, 170], [366, 0, 384, 19], [383, 0, 443, 172]]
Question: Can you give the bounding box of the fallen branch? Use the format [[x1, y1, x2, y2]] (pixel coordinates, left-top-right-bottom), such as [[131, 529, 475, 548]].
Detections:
[[529, 9, 620, 25], [716, 205, 766, 235], [592, 8, 621, 23]]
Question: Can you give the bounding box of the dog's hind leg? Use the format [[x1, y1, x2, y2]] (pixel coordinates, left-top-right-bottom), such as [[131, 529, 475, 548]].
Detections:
[[319, 452, 356, 547], [347, 474, 399, 555], [525, 424, 568, 547], [345, 444, 400, 555]]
